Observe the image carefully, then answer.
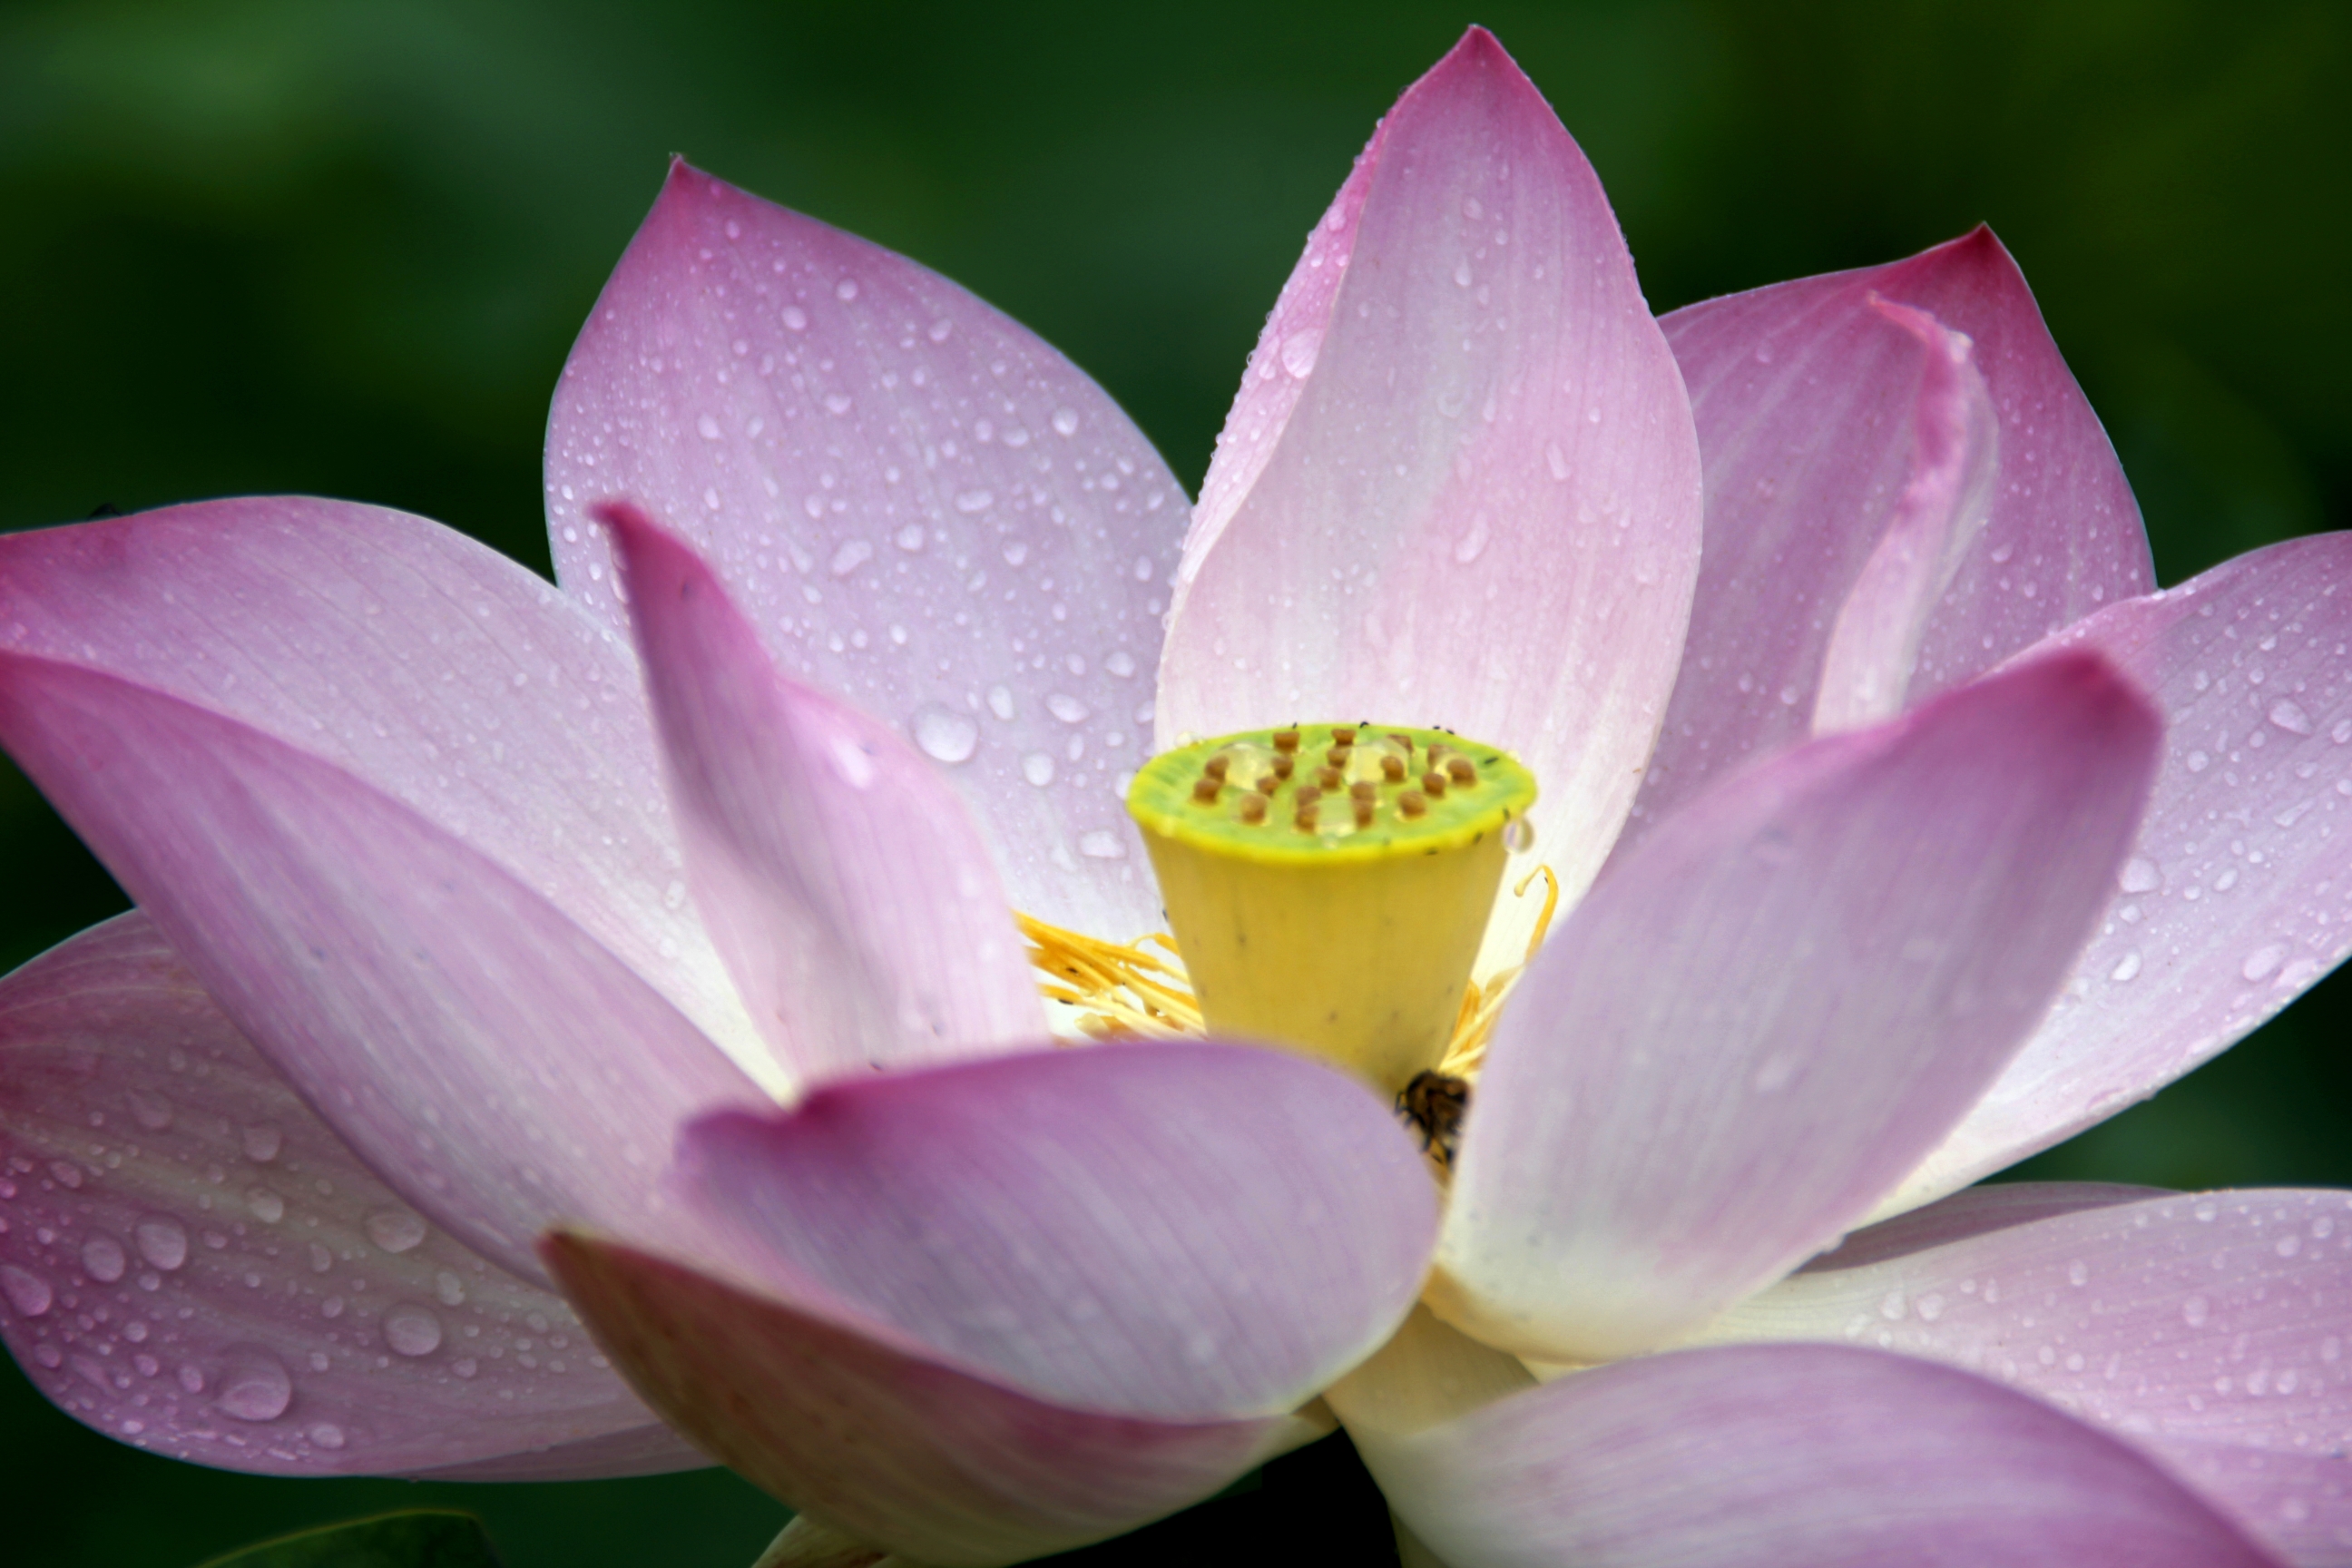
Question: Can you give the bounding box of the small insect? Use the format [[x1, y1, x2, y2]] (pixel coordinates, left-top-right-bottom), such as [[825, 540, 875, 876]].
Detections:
[[1396, 1070, 1471, 1166]]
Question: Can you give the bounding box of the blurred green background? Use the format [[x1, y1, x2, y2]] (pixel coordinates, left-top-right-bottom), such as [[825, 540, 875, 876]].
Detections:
[[1, 0, 2346, 1563]]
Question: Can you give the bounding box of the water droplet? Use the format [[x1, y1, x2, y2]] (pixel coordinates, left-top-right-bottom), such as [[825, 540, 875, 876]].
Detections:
[[127, 1090, 173, 1131], [1503, 818, 1534, 852], [216, 1348, 292, 1421], [1052, 408, 1080, 437], [912, 705, 979, 764], [1452, 260, 1473, 288], [1279, 328, 1323, 378], [240, 1125, 281, 1162], [1544, 442, 1571, 482], [781, 306, 808, 331], [986, 685, 1016, 721], [383, 1303, 445, 1357], [248, 1189, 285, 1224], [81, 1235, 126, 1283], [2118, 858, 2161, 893], [1047, 693, 1091, 725], [1, 1264, 53, 1317], [309, 1423, 346, 1450], [366, 1210, 427, 1255], [1453, 516, 1490, 564], [2241, 944, 2288, 982], [1022, 752, 1056, 787], [1105, 650, 1136, 678], [134, 1217, 188, 1271], [696, 413, 723, 441], [1078, 829, 1125, 859], [828, 540, 874, 577], [2269, 699, 2315, 735], [834, 277, 860, 301], [2109, 949, 2143, 983], [2181, 1294, 2210, 1328], [894, 524, 926, 552]]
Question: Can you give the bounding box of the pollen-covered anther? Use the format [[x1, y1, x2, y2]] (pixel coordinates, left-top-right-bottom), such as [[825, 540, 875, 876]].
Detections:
[[1446, 756, 1477, 785], [1316, 765, 1343, 789], [1381, 753, 1406, 782], [1398, 789, 1428, 818], [1202, 753, 1230, 782], [1238, 792, 1269, 825], [1422, 771, 1448, 798], [1272, 729, 1300, 753], [1349, 781, 1378, 803], [1327, 744, 1353, 766], [1191, 778, 1220, 804], [1332, 726, 1358, 744], [1271, 754, 1296, 780]]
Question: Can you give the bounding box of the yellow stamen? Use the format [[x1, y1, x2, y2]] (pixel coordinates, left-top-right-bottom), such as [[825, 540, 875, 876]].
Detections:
[[1019, 858, 1563, 1080]]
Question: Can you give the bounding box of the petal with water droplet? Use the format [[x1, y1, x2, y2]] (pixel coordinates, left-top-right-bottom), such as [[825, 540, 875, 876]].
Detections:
[[598, 503, 1040, 1080], [1880, 533, 2352, 1211], [0, 915, 701, 1478], [1158, 29, 1703, 914], [1331, 1335, 2275, 1568], [1632, 229, 2153, 847], [549, 162, 1181, 944], [544, 1040, 1435, 1561], [1710, 1183, 2352, 1563], [0, 513, 769, 1277], [1436, 653, 2160, 1360]]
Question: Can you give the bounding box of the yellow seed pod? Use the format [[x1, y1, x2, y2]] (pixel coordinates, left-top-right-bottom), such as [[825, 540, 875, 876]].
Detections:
[[1127, 723, 1537, 1094]]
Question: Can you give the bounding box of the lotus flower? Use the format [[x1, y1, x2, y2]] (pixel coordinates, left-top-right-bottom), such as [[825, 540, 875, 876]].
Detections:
[[3, 25, 2348, 1568]]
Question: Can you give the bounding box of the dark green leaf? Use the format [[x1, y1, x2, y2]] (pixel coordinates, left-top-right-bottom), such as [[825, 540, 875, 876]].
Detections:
[[193, 1510, 502, 1568]]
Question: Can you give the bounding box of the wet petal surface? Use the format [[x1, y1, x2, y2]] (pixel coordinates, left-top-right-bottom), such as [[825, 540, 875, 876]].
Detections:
[[550, 164, 1184, 943], [0, 916, 696, 1478], [1885, 533, 2352, 1210], [600, 502, 1040, 1079], [1436, 653, 2161, 1359], [1158, 29, 1702, 907]]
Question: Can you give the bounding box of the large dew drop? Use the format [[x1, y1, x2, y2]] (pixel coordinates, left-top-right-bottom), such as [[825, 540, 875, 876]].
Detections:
[[216, 1348, 293, 1422], [912, 706, 979, 764]]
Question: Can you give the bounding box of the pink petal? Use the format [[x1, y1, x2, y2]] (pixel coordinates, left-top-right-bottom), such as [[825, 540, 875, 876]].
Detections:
[[1340, 1340, 2277, 1568], [0, 498, 765, 1079], [543, 1041, 1434, 1562], [0, 914, 699, 1478], [1435, 652, 2161, 1360], [0, 509, 768, 1279], [597, 502, 1041, 1079], [1633, 229, 2153, 842], [548, 162, 1182, 944], [674, 1041, 1436, 1417], [1810, 300, 1998, 732], [1713, 1186, 2352, 1563], [1156, 27, 1703, 903], [1884, 533, 2352, 1210], [544, 1231, 1323, 1566]]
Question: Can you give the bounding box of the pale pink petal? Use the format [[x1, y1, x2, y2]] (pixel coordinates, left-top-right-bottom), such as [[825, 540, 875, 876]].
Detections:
[[0, 633, 764, 1281], [1633, 228, 2153, 842], [1810, 300, 1998, 732], [1711, 1186, 2352, 1563], [1434, 652, 2161, 1360], [598, 502, 1041, 1079], [1157, 27, 1702, 905], [0, 498, 768, 1081], [1339, 1341, 2277, 1568], [0, 914, 698, 1478], [548, 163, 1182, 944], [543, 1041, 1432, 1563], [2141, 1445, 2352, 1568], [1883, 533, 2352, 1211], [544, 1231, 1325, 1567], [675, 1040, 1436, 1416]]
